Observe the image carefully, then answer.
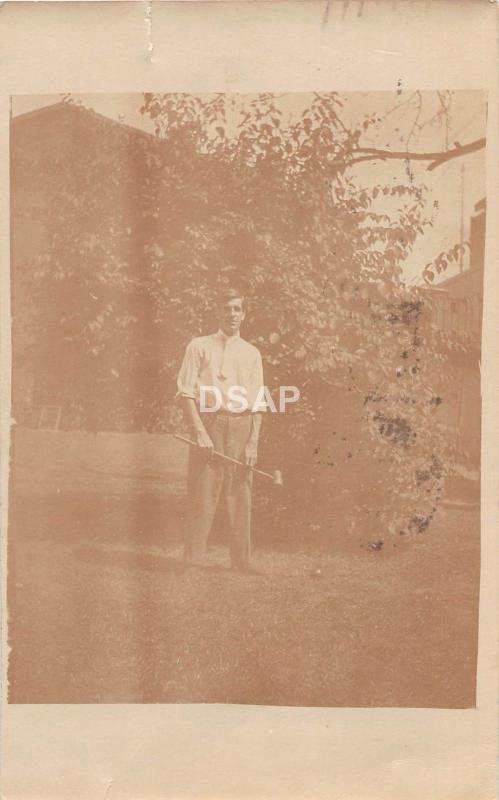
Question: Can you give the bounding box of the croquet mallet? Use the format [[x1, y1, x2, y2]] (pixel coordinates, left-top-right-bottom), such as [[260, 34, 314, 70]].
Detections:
[[173, 433, 283, 486]]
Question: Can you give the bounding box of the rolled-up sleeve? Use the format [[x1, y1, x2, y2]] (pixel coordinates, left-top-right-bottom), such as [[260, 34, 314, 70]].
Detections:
[[176, 340, 200, 401], [249, 350, 266, 413]]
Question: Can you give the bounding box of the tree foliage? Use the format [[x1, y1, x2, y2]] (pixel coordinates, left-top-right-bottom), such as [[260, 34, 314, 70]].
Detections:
[[13, 93, 462, 544]]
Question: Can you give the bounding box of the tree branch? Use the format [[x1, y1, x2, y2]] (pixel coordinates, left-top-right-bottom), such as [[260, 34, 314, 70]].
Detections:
[[347, 137, 485, 171]]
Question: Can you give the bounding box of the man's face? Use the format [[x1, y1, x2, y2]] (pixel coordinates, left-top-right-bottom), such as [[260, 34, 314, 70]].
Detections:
[[218, 297, 245, 336]]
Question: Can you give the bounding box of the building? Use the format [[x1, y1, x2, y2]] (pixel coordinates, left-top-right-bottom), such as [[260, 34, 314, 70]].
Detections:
[[427, 198, 485, 467], [429, 198, 485, 343], [10, 101, 156, 429]]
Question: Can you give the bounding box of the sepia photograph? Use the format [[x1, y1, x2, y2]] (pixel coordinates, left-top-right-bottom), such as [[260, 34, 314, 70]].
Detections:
[[7, 89, 485, 707]]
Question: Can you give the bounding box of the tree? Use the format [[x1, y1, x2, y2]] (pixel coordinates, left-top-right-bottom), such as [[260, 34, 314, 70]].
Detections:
[[347, 137, 485, 170], [15, 93, 465, 544]]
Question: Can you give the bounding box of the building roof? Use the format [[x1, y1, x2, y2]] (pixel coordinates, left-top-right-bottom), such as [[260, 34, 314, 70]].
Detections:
[[11, 100, 155, 144]]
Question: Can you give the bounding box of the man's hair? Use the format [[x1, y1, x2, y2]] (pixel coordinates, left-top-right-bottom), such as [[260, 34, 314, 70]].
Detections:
[[216, 287, 246, 309]]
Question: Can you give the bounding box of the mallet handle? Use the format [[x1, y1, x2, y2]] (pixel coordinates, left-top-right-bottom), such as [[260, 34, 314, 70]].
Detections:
[[173, 433, 274, 480]]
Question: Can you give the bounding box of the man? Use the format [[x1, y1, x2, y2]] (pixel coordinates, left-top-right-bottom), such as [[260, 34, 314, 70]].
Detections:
[[176, 288, 265, 574]]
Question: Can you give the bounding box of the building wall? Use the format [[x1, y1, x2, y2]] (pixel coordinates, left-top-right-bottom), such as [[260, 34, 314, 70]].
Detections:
[[427, 201, 485, 467], [11, 103, 154, 427]]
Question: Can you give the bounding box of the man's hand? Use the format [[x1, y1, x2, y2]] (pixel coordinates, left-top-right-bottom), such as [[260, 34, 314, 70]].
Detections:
[[195, 427, 214, 458], [244, 441, 258, 468], [244, 413, 262, 468]]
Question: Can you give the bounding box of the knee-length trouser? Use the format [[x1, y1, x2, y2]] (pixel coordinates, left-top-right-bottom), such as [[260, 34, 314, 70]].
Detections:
[[184, 412, 253, 567]]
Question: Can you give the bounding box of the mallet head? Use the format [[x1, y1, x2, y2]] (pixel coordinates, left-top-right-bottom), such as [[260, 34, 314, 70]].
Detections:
[[273, 470, 283, 487]]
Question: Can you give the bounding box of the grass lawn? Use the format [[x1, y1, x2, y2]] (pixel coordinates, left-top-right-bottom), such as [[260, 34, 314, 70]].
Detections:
[[7, 428, 479, 706]]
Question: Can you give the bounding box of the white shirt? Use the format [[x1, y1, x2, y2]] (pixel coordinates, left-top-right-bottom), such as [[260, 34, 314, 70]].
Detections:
[[176, 330, 265, 412]]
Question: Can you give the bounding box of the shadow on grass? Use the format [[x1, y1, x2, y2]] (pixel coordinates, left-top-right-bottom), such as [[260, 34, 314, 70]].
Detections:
[[72, 547, 228, 575]]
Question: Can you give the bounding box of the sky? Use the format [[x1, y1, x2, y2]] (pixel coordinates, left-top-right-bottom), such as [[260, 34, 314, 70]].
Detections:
[[12, 91, 486, 285]]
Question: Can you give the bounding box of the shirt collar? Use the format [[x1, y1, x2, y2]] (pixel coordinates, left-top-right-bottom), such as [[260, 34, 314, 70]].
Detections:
[[215, 328, 241, 344]]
